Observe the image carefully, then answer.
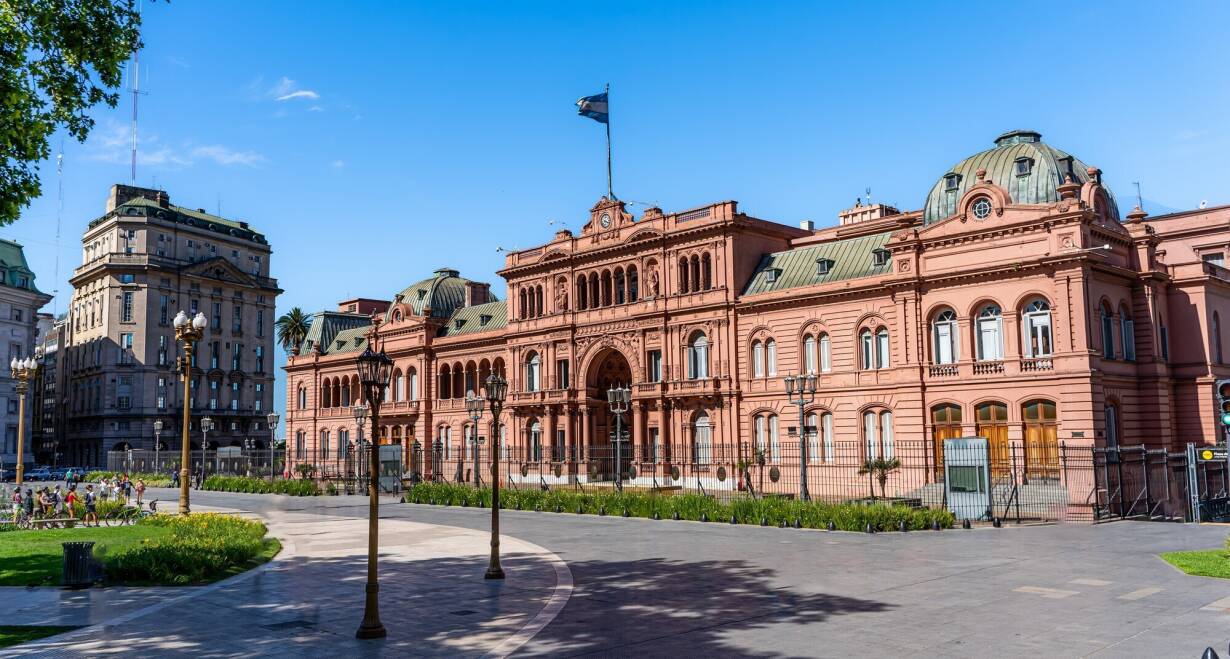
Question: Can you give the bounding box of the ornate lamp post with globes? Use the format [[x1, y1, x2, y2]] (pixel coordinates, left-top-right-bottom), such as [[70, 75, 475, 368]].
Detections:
[[352, 403, 368, 493], [465, 390, 484, 487], [606, 384, 632, 492], [153, 419, 164, 471], [11, 353, 40, 485], [354, 326, 393, 640], [266, 411, 279, 481], [173, 310, 207, 514], [784, 373, 817, 502], [483, 373, 507, 580]]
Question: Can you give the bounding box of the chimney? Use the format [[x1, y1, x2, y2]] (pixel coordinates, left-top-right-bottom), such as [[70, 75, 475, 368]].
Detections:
[[838, 203, 901, 226], [465, 282, 492, 307], [106, 184, 170, 212], [799, 219, 815, 231]]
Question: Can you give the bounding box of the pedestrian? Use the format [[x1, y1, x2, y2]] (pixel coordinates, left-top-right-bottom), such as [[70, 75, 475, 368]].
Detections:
[[83, 485, 97, 526], [52, 485, 64, 517], [38, 488, 51, 518], [10, 487, 20, 521], [135, 479, 145, 506], [65, 487, 77, 518], [98, 478, 109, 502], [23, 488, 34, 519], [171, 468, 179, 488]]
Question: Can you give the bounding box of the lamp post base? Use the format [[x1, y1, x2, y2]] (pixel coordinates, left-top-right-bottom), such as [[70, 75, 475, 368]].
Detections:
[[484, 567, 505, 580], [355, 622, 387, 639]]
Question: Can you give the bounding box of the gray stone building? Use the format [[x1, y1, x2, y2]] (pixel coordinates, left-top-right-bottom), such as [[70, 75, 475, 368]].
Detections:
[[63, 185, 280, 467], [0, 241, 53, 469]]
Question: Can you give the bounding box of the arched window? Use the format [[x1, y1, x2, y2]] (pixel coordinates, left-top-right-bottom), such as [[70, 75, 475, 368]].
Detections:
[[694, 412, 712, 464], [438, 364, 451, 400], [752, 340, 764, 378], [577, 275, 588, 310], [1217, 312, 1224, 365], [768, 414, 780, 462], [319, 430, 330, 459], [860, 330, 873, 370], [297, 387, 307, 410], [678, 258, 690, 294], [976, 401, 1009, 466], [1101, 303, 1115, 359], [875, 328, 890, 369], [321, 383, 332, 408], [863, 411, 879, 459], [528, 420, 542, 462], [766, 339, 777, 376], [690, 255, 701, 293], [394, 371, 405, 401], [687, 333, 709, 379], [519, 288, 527, 320], [932, 309, 958, 364], [408, 368, 419, 400], [1103, 403, 1119, 447], [589, 272, 599, 309], [614, 268, 626, 305], [601, 270, 612, 307], [819, 333, 831, 372], [1022, 299, 1053, 358], [337, 429, 348, 460], [626, 265, 639, 301], [536, 285, 544, 317], [805, 412, 819, 464], [754, 414, 766, 456], [1023, 400, 1059, 477], [976, 304, 1003, 361], [803, 335, 817, 374], [525, 353, 541, 392], [880, 411, 894, 459], [1120, 305, 1136, 361], [701, 253, 712, 290], [295, 431, 305, 459]]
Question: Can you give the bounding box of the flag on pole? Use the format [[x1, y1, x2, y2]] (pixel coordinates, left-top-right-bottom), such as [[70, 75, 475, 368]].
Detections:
[[576, 92, 609, 124]]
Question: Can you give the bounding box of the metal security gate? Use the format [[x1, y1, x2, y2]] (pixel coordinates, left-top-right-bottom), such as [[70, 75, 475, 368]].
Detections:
[[1093, 444, 1228, 522]]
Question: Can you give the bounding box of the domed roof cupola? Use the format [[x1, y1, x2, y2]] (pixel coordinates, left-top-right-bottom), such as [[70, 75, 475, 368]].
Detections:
[[387, 267, 477, 319], [922, 130, 1118, 224]]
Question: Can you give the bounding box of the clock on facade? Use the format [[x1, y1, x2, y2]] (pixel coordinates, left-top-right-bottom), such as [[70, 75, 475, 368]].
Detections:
[[600, 213, 611, 228]]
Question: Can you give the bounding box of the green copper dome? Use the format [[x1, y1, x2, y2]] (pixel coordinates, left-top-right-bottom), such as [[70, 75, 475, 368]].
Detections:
[[922, 130, 1118, 224], [389, 268, 478, 319]]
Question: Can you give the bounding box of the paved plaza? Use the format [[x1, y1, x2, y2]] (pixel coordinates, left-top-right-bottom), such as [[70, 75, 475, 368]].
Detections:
[[3, 488, 1229, 657]]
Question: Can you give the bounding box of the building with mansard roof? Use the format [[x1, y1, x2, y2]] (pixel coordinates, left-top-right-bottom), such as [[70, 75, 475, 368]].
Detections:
[[283, 131, 1230, 514]]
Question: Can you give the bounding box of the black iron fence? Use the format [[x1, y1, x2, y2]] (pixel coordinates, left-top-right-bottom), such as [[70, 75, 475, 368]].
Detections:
[[1092, 445, 1228, 522], [107, 449, 286, 480]]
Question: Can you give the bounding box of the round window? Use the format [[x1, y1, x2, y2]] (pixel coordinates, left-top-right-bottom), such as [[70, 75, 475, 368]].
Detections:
[[972, 198, 993, 219]]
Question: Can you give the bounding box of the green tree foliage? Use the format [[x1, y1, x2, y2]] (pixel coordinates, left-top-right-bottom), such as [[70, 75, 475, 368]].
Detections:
[[275, 307, 311, 355], [0, 1, 143, 223]]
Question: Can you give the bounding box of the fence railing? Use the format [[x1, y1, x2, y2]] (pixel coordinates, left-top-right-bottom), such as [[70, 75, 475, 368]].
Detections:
[[107, 449, 286, 480]]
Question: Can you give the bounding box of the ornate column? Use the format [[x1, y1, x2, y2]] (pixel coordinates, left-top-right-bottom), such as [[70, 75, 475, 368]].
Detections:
[[580, 404, 591, 460], [631, 400, 644, 462], [547, 407, 558, 462], [658, 400, 671, 462]]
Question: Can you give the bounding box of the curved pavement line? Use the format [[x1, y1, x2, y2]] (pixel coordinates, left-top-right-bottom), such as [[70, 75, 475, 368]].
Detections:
[[484, 536, 575, 659], [9, 513, 301, 656]]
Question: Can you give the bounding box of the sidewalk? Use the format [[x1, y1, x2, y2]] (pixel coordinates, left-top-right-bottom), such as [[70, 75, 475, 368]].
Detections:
[[6, 495, 571, 658]]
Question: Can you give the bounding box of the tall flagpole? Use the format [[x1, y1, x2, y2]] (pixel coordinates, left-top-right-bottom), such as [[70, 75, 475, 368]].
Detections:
[[605, 83, 613, 200]]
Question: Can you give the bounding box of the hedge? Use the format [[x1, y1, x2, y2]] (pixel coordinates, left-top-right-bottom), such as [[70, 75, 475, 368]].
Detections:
[[101, 513, 273, 584], [403, 482, 954, 532], [202, 475, 319, 496], [84, 471, 173, 488]]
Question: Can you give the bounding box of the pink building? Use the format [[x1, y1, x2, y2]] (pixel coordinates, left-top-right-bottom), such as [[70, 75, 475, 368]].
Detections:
[[284, 131, 1230, 506]]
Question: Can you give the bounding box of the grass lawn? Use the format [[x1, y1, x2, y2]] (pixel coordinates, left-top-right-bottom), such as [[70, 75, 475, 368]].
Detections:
[[0, 525, 172, 587], [1161, 549, 1230, 579], [0, 625, 79, 648], [0, 523, 281, 587]]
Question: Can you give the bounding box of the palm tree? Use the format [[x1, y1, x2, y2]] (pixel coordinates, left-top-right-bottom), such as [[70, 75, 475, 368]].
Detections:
[[275, 307, 311, 355], [857, 457, 901, 500]]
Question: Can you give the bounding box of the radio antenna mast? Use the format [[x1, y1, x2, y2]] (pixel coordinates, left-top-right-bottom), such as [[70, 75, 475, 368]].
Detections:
[[128, 0, 145, 185], [53, 142, 64, 315]]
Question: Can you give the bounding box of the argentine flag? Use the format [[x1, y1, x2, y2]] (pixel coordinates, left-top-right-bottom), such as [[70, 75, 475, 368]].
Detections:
[[576, 92, 609, 124]]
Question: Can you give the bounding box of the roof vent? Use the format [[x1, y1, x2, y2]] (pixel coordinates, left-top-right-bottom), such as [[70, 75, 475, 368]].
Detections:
[[480, 314, 492, 326], [994, 130, 1042, 147], [872, 249, 891, 267], [764, 268, 780, 284], [455, 319, 465, 330], [816, 258, 834, 276], [434, 267, 460, 278]]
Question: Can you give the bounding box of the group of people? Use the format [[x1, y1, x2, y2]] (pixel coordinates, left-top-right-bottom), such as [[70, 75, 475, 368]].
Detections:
[[3, 473, 146, 527]]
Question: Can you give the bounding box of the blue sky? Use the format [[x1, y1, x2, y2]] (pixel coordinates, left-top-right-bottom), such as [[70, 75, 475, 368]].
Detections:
[[11, 1, 1230, 419]]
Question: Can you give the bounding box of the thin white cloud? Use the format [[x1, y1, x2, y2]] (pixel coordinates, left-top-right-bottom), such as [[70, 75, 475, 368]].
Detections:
[[191, 145, 265, 167], [330, 160, 345, 169], [307, 105, 325, 112], [269, 76, 319, 102]]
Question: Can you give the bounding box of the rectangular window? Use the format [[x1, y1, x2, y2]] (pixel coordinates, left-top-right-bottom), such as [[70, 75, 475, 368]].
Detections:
[[119, 273, 135, 284], [875, 331, 890, 369], [211, 302, 221, 329], [119, 333, 133, 364], [190, 299, 199, 316], [256, 311, 264, 337], [232, 304, 243, 332], [209, 380, 219, 410], [159, 295, 169, 325], [10, 308, 21, 322], [255, 383, 263, 411], [1122, 318, 1136, 361], [232, 343, 242, 371], [231, 382, 240, 410], [648, 350, 662, 382], [158, 335, 168, 366], [556, 359, 569, 389], [820, 335, 831, 372], [210, 341, 219, 370], [156, 395, 166, 409], [1160, 324, 1170, 362], [255, 346, 264, 373], [121, 292, 134, 322], [1203, 253, 1226, 267]]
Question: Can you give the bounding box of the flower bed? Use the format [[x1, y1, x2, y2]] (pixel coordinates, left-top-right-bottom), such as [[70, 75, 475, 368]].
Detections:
[[403, 482, 954, 531], [102, 513, 278, 585], [202, 475, 319, 496]]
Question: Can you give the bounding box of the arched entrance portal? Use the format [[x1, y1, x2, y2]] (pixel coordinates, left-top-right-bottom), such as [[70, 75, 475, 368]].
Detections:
[[585, 348, 633, 482]]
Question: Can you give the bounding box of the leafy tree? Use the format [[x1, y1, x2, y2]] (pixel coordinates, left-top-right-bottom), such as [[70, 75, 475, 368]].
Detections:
[[275, 307, 311, 355], [857, 457, 901, 500], [0, 1, 144, 224]]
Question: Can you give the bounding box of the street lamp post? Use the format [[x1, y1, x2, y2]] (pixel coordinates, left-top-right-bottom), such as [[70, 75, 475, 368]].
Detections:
[[606, 384, 631, 492], [352, 404, 368, 493], [266, 412, 280, 481], [465, 390, 484, 487], [483, 373, 507, 580], [174, 310, 207, 514], [201, 416, 214, 481], [153, 420, 164, 472], [784, 373, 818, 502], [354, 337, 392, 640], [11, 354, 40, 485]]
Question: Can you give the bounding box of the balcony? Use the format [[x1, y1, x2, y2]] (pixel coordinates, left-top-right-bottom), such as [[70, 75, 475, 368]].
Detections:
[[927, 363, 959, 378], [385, 400, 421, 414], [973, 361, 1004, 375], [1019, 357, 1053, 372]]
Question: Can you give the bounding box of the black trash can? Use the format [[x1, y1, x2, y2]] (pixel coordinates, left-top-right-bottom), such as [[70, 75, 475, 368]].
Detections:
[[62, 541, 95, 589]]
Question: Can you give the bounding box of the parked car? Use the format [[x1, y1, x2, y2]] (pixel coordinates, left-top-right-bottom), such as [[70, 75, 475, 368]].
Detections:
[[26, 467, 52, 481], [49, 467, 69, 481], [0, 467, 15, 481]]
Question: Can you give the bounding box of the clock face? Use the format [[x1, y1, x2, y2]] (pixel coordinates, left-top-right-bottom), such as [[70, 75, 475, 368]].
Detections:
[[600, 213, 611, 228]]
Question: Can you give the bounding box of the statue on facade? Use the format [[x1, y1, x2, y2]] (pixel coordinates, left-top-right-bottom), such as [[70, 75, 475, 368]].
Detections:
[[648, 267, 660, 298], [555, 279, 568, 312]]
